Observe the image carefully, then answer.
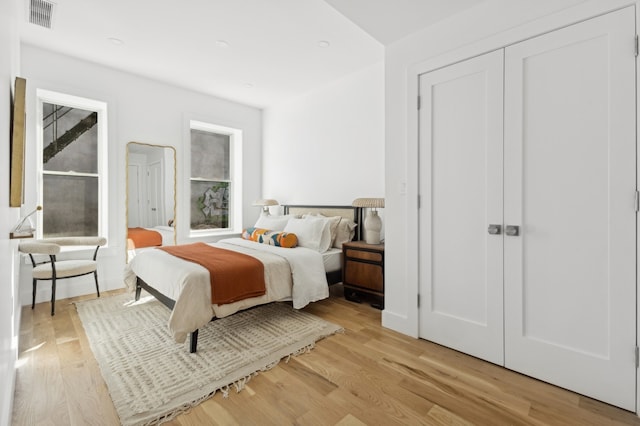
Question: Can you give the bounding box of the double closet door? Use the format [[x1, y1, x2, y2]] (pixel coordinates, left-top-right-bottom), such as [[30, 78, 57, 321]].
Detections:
[[418, 7, 636, 410]]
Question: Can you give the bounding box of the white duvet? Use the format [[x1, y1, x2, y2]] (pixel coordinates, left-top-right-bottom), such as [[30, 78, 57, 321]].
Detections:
[[123, 238, 329, 343]]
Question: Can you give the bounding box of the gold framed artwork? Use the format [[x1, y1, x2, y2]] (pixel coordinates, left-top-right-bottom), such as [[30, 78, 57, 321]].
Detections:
[[10, 77, 26, 207]]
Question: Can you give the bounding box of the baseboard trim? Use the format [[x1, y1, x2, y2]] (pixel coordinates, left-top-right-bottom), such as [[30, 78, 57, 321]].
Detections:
[[20, 276, 125, 306], [382, 309, 418, 338]]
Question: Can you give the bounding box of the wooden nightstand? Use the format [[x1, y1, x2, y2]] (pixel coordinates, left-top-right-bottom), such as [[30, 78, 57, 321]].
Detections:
[[342, 241, 384, 309]]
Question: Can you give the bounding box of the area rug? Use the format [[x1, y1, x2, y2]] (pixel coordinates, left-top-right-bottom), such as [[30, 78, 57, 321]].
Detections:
[[75, 292, 342, 426]]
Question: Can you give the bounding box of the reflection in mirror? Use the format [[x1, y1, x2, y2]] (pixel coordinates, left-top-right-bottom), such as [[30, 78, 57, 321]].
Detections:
[[126, 142, 176, 262]]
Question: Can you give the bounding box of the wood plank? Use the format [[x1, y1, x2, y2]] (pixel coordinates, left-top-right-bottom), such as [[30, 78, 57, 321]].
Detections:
[[61, 361, 118, 426], [310, 339, 436, 417], [427, 405, 476, 426]]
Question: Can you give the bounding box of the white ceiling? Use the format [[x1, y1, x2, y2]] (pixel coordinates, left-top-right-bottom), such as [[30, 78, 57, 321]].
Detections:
[[18, 0, 485, 109], [325, 0, 485, 45]]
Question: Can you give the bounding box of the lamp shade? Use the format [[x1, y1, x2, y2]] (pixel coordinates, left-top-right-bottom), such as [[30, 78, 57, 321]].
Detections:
[[253, 199, 279, 216], [352, 198, 384, 208], [253, 199, 279, 207]]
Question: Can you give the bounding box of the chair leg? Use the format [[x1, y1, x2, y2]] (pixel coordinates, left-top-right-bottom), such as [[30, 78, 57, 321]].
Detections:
[[51, 278, 56, 316], [32, 279, 37, 309], [94, 271, 100, 298]]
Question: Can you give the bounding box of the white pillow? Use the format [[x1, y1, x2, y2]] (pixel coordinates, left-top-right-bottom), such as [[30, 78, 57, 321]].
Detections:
[[334, 218, 357, 249], [308, 214, 341, 247], [284, 215, 331, 252], [254, 214, 292, 231]]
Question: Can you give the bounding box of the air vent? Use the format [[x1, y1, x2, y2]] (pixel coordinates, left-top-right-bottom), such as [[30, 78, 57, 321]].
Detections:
[[29, 0, 55, 29]]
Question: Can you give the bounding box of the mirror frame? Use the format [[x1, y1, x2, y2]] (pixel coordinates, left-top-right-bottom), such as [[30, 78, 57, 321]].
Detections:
[[126, 141, 177, 262]]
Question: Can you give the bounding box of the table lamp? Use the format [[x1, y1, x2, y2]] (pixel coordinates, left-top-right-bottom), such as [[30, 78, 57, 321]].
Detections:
[[352, 198, 384, 244]]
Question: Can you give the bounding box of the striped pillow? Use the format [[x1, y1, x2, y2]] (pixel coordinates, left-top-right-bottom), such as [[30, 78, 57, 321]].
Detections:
[[241, 227, 298, 248]]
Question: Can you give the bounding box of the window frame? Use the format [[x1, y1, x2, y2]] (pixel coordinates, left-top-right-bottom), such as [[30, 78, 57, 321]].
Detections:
[[35, 89, 109, 240], [188, 119, 243, 237]]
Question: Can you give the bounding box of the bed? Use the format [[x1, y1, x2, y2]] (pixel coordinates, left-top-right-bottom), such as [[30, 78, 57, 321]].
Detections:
[[124, 205, 360, 352]]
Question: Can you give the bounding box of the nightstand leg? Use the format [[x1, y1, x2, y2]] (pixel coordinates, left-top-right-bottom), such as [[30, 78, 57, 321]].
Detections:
[[371, 297, 384, 310], [344, 289, 362, 304]]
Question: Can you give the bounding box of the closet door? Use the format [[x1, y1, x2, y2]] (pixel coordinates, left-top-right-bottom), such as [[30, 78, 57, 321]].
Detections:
[[503, 7, 636, 410], [418, 50, 505, 364]]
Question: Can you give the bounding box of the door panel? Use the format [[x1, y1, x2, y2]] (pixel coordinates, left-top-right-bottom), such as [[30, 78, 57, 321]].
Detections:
[[127, 164, 141, 228], [147, 161, 163, 226], [418, 49, 505, 365], [503, 7, 636, 410]]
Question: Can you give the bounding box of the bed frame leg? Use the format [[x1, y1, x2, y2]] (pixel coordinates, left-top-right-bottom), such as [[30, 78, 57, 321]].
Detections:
[[135, 280, 142, 301], [189, 330, 199, 353]]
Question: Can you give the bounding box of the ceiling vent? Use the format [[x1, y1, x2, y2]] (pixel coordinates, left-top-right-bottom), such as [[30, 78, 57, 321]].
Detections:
[[29, 0, 55, 29]]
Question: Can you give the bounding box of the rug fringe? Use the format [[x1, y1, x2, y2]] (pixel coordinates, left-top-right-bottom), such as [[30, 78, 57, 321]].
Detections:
[[285, 343, 315, 363], [144, 344, 319, 425], [144, 388, 218, 426]]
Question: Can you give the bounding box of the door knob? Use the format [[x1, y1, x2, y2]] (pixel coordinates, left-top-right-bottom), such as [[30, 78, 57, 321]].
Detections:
[[487, 224, 502, 235], [505, 225, 519, 236]]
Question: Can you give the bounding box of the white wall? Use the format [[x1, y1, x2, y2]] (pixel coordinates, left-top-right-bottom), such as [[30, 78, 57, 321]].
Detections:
[[263, 62, 385, 206], [383, 0, 639, 337], [19, 45, 264, 305], [0, 0, 21, 423]]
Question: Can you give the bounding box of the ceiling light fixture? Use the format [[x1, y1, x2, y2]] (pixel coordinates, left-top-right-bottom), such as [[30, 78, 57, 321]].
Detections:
[[244, 83, 254, 89], [108, 37, 124, 46], [216, 40, 230, 48], [318, 40, 331, 48]]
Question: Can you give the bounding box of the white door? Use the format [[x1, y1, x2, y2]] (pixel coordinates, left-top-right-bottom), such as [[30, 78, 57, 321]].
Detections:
[[147, 161, 164, 226], [418, 49, 505, 365], [127, 164, 141, 228], [503, 7, 636, 410]]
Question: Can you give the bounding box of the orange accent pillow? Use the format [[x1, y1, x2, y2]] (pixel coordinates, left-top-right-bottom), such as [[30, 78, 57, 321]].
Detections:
[[241, 227, 298, 248]]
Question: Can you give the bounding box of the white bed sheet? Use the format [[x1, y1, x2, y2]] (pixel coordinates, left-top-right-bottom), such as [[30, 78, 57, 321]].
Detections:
[[323, 248, 342, 273], [124, 238, 329, 343], [152, 225, 175, 245]]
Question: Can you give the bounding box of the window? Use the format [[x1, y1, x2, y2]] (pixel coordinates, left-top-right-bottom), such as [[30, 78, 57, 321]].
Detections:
[[37, 90, 108, 238], [189, 120, 242, 234]]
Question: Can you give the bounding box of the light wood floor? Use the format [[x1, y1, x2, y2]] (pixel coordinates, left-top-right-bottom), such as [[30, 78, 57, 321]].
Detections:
[[12, 285, 640, 426]]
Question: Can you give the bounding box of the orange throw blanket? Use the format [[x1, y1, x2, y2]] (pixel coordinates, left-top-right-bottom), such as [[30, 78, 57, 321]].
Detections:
[[128, 227, 162, 249], [159, 242, 266, 305]]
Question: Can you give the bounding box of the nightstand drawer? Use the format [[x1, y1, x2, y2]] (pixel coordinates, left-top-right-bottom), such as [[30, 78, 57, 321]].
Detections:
[[345, 261, 383, 292], [345, 248, 382, 262]]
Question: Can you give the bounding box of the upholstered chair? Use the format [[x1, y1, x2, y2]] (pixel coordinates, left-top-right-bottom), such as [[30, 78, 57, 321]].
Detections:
[[19, 237, 107, 316]]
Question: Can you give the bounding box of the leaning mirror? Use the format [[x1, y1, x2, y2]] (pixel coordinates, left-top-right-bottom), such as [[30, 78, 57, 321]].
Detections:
[[126, 142, 177, 262]]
